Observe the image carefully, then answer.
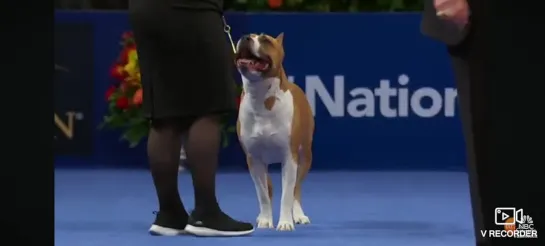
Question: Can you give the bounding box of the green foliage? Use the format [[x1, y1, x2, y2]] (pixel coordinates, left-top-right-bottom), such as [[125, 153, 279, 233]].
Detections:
[[227, 0, 424, 12], [98, 87, 149, 148]]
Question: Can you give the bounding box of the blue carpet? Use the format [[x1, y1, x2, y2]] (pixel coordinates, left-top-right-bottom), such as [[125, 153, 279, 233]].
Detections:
[[55, 170, 475, 246]]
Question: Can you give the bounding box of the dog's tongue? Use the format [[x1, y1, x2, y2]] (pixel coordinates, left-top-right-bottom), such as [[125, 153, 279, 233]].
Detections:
[[252, 62, 267, 70], [239, 59, 267, 71]]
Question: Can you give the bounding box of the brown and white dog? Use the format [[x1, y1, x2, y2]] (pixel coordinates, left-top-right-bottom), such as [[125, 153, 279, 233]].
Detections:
[[235, 33, 314, 231]]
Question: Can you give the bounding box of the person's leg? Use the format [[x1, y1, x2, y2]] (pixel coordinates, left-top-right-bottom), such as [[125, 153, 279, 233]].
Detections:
[[147, 118, 188, 235], [448, 41, 486, 245], [466, 2, 544, 244], [184, 115, 222, 213], [181, 114, 254, 236], [484, 2, 544, 234], [464, 10, 499, 245]]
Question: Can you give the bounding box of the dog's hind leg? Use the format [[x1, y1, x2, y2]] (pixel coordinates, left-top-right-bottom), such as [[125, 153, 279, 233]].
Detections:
[[293, 97, 314, 225], [293, 145, 311, 224], [248, 157, 274, 228]]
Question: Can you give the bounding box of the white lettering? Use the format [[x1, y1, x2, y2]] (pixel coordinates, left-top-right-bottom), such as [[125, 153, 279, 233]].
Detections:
[[444, 88, 457, 117], [374, 79, 397, 118], [347, 88, 375, 117], [490, 230, 498, 237], [518, 224, 534, 230], [297, 75, 457, 118], [397, 74, 410, 117], [481, 229, 538, 238], [411, 87, 442, 117], [305, 75, 345, 117]]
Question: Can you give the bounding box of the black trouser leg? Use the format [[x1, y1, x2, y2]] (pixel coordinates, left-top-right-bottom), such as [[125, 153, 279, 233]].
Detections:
[[449, 40, 487, 245], [466, 2, 544, 243]]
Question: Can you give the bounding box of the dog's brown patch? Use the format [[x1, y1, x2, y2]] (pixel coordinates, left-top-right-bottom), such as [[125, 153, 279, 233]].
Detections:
[[264, 96, 276, 111], [278, 68, 289, 92]]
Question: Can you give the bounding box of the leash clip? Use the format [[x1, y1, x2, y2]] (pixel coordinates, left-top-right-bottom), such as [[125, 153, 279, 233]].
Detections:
[[222, 16, 236, 54]]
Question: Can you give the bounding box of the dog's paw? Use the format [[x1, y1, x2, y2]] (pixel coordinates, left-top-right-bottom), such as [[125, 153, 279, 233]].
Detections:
[[294, 214, 310, 224], [276, 220, 295, 231], [256, 215, 274, 228]]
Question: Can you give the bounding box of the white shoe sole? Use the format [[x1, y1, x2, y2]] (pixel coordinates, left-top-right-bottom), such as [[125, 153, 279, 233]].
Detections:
[[149, 224, 187, 236], [185, 224, 254, 237]]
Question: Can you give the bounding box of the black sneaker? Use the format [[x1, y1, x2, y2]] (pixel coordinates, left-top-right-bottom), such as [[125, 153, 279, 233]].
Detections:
[[184, 210, 254, 237], [149, 211, 189, 236]]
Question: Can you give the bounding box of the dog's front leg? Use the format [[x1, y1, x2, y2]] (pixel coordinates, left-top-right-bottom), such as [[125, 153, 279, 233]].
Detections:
[[277, 154, 297, 231], [249, 158, 274, 228]]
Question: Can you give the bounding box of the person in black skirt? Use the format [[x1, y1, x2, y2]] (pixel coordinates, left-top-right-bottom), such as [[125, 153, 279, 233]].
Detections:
[[128, 0, 254, 237]]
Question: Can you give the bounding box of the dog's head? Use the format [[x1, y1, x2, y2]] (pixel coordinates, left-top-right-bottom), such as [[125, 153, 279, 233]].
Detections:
[[235, 33, 285, 81]]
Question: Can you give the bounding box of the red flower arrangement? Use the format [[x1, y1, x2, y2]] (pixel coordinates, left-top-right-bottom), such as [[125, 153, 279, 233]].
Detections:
[[100, 31, 241, 148], [268, 0, 283, 8]]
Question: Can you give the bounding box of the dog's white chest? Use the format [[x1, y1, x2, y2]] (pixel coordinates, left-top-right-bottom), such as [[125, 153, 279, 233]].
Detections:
[[239, 90, 294, 164]]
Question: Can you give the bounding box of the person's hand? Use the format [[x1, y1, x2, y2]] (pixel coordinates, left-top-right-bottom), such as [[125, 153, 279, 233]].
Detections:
[[435, 0, 470, 28]]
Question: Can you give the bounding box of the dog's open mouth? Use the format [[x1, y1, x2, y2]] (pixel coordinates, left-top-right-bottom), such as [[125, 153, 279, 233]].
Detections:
[[236, 50, 271, 72]]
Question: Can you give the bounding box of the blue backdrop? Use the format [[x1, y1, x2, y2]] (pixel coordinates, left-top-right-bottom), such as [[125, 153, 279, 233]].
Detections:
[[54, 11, 465, 171]]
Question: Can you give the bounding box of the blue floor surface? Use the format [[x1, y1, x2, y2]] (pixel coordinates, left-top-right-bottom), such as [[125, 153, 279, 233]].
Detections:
[[55, 170, 475, 246]]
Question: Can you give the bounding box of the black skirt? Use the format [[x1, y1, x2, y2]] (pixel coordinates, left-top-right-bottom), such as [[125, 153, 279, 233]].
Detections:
[[128, 0, 236, 119]]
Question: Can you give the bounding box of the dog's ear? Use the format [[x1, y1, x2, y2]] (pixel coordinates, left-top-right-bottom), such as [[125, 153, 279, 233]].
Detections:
[[276, 33, 284, 45]]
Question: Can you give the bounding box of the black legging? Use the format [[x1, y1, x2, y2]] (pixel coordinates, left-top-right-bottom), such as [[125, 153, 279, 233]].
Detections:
[[147, 115, 222, 216]]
